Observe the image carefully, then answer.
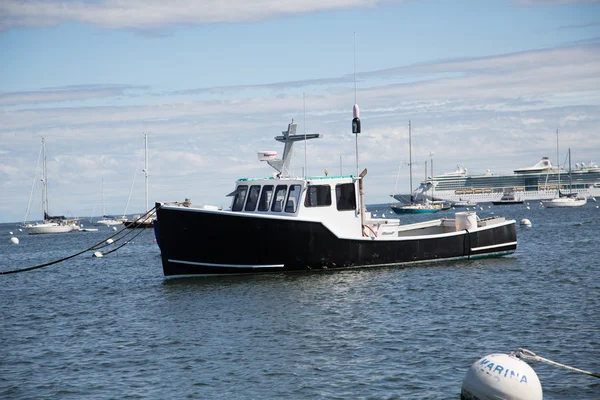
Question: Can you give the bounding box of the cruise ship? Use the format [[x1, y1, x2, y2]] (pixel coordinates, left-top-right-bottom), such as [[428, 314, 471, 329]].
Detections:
[[393, 157, 600, 204]]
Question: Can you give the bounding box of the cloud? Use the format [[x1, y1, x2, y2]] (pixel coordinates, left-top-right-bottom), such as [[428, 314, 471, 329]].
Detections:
[[0, 0, 405, 30], [0, 84, 149, 107], [1, 43, 600, 222]]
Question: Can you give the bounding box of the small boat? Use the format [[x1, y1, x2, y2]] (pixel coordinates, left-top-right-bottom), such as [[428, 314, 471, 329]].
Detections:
[[93, 179, 129, 226], [22, 138, 81, 235], [492, 191, 523, 205], [543, 195, 586, 208], [453, 199, 478, 208], [153, 109, 517, 278], [542, 142, 587, 208], [96, 216, 128, 226], [390, 199, 445, 214], [390, 121, 443, 215]]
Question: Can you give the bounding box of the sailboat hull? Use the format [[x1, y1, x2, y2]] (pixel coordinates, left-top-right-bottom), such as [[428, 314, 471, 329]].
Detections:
[[543, 198, 587, 208], [22, 222, 76, 235]]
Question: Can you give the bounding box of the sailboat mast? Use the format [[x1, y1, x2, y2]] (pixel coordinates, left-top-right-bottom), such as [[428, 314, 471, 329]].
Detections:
[[42, 137, 48, 221], [430, 152, 434, 201], [556, 129, 560, 195], [101, 178, 105, 216], [144, 133, 149, 213], [568, 148, 572, 194], [409, 121, 413, 204]]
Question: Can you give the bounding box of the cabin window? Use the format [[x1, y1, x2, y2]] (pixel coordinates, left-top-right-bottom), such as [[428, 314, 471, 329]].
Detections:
[[305, 185, 331, 207], [271, 185, 288, 212], [232, 185, 248, 211], [285, 185, 302, 213], [244, 185, 261, 211], [258, 185, 274, 211], [336, 183, 356, 211]]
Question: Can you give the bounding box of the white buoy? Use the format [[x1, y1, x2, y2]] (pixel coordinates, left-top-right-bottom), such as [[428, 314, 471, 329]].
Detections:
[[520, 218, 532, 227], [9, 231, 13, 235], [19, 228, 22, 232], [382, 213, 386, 218], [112, 226, 117, 231], [93, 251, 103, 258], [526, 206, 530, 210], [106, 238, 114, 244], [10, 237, 19, 245], [462, 353, 542, 400]]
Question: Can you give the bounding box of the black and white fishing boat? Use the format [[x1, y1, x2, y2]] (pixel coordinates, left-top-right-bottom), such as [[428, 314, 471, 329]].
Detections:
[[154, 110, 517, 278]]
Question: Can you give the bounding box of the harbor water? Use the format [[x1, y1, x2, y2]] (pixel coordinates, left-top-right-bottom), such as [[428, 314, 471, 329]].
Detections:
[[1, 203, 599, 399]]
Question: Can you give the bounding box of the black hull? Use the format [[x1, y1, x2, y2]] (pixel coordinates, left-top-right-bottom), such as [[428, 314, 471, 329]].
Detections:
[[155, 207, 517, 278], [123, 221, 154, 229]]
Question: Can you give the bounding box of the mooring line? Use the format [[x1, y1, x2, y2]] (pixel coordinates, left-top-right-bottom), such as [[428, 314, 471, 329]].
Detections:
[[1, 206, 159, 275], [512, 348, 600, 379]]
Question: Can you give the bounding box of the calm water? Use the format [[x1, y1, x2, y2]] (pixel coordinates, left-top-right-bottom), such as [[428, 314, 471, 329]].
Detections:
[[1, 203, 599, 399]]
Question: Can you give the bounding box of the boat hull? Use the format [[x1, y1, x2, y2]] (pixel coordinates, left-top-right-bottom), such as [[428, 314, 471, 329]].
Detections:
[[543, 198, 587, 208], [155, 206, 517, 278], [123, 221, 154, 229], [492, 200, 524, 205], [390, 206, 442, 214], [22, 223, 76, 235]]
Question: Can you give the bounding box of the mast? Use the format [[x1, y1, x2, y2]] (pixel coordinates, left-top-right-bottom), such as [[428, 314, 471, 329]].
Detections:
[[568, 148, 572, 194], [556, 129, 560, 196], [144, 133, 149, 212], [429, 152, 435, 201], [101, 177, 105, 216], [42, 137, 48, 221], [409, 121, 413, 204]]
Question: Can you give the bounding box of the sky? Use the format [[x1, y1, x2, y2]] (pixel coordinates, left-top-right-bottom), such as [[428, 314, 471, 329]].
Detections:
[[1, 0, 599, 223]]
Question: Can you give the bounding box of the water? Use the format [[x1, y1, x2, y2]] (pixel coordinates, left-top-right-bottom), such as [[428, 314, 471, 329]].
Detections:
[[1, 203, 599, 399]]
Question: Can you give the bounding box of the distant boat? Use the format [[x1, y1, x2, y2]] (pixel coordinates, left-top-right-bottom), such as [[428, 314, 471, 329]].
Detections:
[[492, 191, 524, 205], [390, 121, 443, 215], [22, 138, 81, 235], [390, 201, 445, 214], [453, 199, 478, 208], [124, 133, 155, 228], [543, 137, 587, 208], [93, 179, 128, 226]]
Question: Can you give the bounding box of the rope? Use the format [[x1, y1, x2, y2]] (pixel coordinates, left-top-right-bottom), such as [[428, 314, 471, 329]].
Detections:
[[511, 348, 600, 379], [1, 206, 159, 275]]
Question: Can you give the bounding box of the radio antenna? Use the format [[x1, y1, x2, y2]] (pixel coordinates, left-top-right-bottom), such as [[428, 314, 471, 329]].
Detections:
[[303, 93, 307, 177], [352, 32, 361, 177]]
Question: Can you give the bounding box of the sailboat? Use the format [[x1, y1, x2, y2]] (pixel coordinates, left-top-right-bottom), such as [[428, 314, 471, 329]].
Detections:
[[390, 121, 443, 215], [543, 130, 587, 208], [94, 178, 128, 226], [124, 133, 155, 228], [22, 138, 81, 235]]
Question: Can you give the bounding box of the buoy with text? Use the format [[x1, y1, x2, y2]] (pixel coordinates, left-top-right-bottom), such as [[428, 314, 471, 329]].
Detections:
[[461, 353, 542, 400]]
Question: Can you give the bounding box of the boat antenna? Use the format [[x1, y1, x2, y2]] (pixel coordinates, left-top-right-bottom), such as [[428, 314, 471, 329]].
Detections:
[[352, 32, 361, 176], [303, 93, 307, 178]]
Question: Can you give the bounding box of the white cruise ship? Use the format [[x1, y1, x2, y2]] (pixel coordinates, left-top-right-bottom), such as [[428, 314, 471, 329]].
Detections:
[[393, 157, 600, 204]]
